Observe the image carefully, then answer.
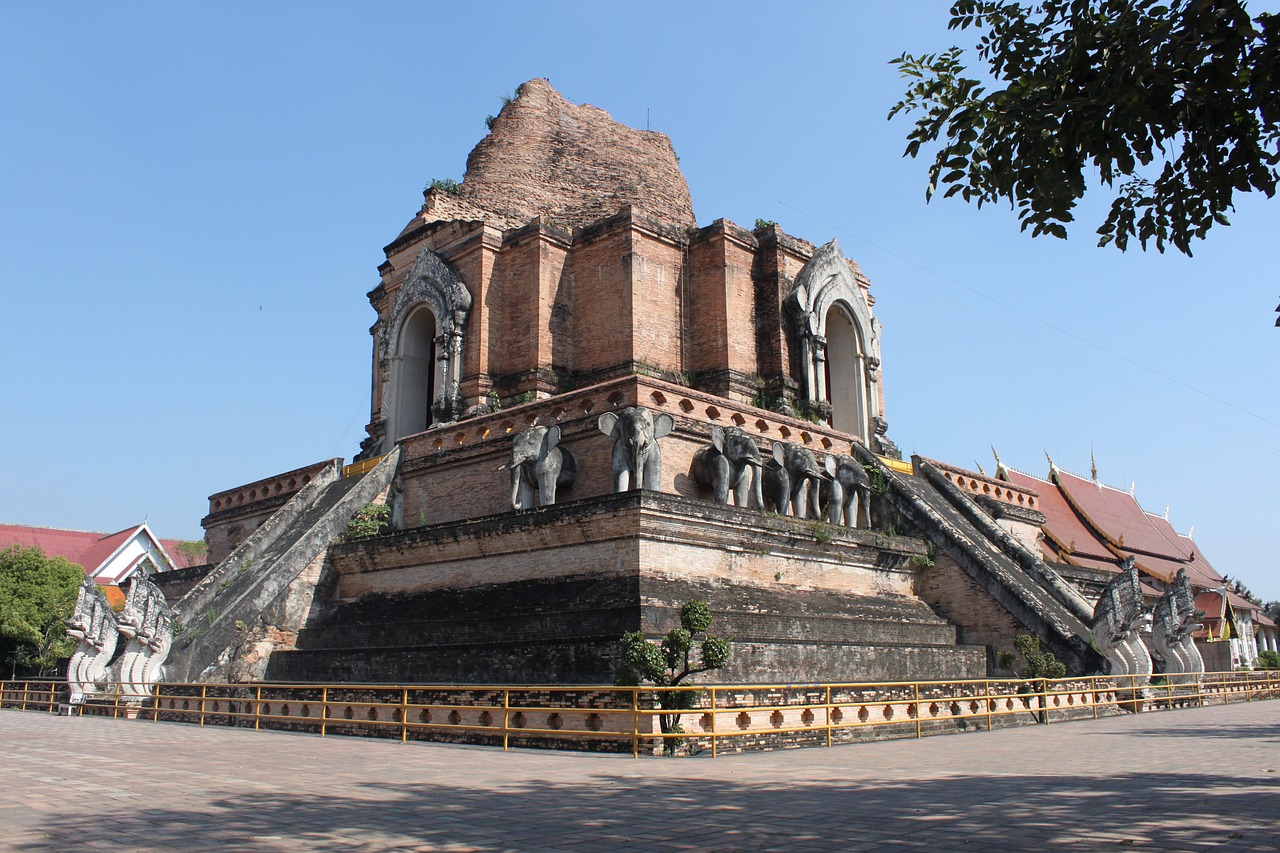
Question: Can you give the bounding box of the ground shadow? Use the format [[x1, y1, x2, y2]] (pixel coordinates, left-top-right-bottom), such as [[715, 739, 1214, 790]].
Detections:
[[25, 765, 1280, 851]]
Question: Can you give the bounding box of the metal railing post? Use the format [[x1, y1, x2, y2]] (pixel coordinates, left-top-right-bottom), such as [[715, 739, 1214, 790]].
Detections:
[[710, 687, 718, 758], [914, 683, 922, 738], [825, 685, 833, 749], [631, 688, 639, 759], [983, 681, 992, 732], [254, 686, 262, 731], [199, 684, 207, 726], [320, 686, 328, 737], [502, 689, 510, 751], [401, 686, 409, 744]]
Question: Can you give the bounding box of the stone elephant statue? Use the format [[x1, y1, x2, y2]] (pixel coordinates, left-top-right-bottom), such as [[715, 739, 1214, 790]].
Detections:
[[598, 406, 674, 492], [690, 425, 764, 508], [499, 424, 577, 509], [762, 441, 831, 518], [822, 453, 872, 528]]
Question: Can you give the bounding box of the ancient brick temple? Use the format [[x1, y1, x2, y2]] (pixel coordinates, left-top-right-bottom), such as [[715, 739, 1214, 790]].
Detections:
[[358, 77, 893, 459], [179, 79, 1119, 686]]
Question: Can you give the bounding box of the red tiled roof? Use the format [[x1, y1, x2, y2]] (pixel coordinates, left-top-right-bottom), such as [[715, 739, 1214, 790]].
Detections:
[[75, 527, 138, 577], [1054, 470, 1190, 559], [0, 522, 189, 576], [159, 538, 202, 569], [1001, 469, 1117, 563], [1226, 590, 1259, 613], [0, 523, 102, 566], [1257, 612, 1277, 628], [1171, 533, 1229, 589], [1060, 553, 1124, 574]]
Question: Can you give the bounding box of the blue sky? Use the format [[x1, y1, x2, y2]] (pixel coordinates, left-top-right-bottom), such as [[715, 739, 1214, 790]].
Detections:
[[3, 2, 1278, 601]]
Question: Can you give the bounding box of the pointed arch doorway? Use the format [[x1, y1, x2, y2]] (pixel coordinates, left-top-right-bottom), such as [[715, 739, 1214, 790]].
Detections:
[[391, 305, 438, 442], [823, 304, 868, 443]]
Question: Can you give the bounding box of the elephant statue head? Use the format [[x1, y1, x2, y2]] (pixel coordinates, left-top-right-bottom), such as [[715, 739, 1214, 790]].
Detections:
[[822, 453, 872, 528], [499, 424, 576, 509], [690, 425, 764, 508], [598, 406, 674, 492], [762, 441, 831, 518]]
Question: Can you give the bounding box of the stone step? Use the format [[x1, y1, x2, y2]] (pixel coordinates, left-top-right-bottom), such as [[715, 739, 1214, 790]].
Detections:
[[167, 449, 401, 682], [267, 638, 988, 685]]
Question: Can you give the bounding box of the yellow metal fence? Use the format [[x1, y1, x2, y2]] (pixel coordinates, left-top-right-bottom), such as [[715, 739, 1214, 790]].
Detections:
[[3, 671, 1277, 757]]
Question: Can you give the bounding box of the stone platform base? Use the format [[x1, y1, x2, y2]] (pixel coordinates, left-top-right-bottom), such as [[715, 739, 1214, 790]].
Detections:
[[266, 491, 988, 684]]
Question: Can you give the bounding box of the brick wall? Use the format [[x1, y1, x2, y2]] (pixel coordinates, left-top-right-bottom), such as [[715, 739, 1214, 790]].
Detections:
[[915, 553, 1025, 668]]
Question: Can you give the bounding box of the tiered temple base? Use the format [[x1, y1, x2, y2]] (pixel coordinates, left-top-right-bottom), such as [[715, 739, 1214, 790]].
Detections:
[[266, 491, 987, 684]]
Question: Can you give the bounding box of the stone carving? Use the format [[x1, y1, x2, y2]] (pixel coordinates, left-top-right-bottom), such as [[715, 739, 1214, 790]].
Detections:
[[599, 407, 674, 492], [822, 453, 872, 528], [763, 442, 832, 519], [376, 247, 473, 441], [65, 577, 119, 702], [1091, 557, 1152, 684], [115, 575, 173, 699], [500, 424, 577, 509], [785, 239, 884, 442], [1148, 568, 1205, 677], [690, 426, 764, 508]]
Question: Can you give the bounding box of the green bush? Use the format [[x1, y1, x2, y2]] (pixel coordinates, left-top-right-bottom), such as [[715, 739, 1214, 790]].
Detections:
[[0, 545, 83, 676], [1259, 650, 1280, 670], [616, 599, 732, 754], [339, 503, 393, 543], [1005, 634, 1067, 679]]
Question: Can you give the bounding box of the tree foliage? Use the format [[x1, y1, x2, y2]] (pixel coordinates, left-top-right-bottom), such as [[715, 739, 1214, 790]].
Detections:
[[0, 546, 84, 676], [998, 633, 1068, 678], [174, 539, 208, 566], [338, 503, 393, 543], [889, 0, 1280, 255], [617, 599, 732, 751]]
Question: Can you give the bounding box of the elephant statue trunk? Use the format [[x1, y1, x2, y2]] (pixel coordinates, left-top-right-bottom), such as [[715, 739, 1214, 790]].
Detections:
[[599, 406, 675, 492], [499, 424, 576, 509], [763, 441, 832, 518], [691, 425, 765, 509], [823, 453, 873, 528]]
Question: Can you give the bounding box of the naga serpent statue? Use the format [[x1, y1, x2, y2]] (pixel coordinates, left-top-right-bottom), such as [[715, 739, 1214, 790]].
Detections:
[[1147, 568, 1205, 680], [1090, 556, 1153, 687], [65, 577, 120, 702], [115, 574, 173, 700]]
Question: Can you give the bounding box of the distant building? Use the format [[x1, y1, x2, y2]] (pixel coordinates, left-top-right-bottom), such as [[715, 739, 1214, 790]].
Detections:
[[0, 523, 198, 589], [994, 462, 1264, 669]]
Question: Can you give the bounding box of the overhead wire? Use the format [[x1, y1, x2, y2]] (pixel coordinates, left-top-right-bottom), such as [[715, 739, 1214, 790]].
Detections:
[[682, 154, 1280, 457]]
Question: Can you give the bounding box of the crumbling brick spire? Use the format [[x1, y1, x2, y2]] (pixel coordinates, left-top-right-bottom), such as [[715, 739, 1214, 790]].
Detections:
[[447, 78, 695, 231]]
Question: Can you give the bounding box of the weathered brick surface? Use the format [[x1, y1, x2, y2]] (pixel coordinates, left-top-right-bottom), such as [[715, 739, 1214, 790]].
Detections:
[[456, 78, 694, 231], [395, 374, 884, 528], [202, 459, 338, 562], [916, 553, 1025, 667], [259, 491, 984, 684], [354, 79, 890, 455]]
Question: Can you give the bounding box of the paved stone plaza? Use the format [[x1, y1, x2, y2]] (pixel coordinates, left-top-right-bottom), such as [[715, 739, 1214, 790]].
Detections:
[[2, 701, 1279, 852]]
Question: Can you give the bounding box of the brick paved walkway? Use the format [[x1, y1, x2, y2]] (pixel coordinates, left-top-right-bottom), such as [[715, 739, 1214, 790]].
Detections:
[[2, 701, 1279, 852]]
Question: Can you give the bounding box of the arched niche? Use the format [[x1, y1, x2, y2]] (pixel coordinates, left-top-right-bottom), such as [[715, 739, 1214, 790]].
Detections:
[[785, 239, 883, 445], [378, 248, 472, 445], [391, 305, 438, 441], [824, 303, 869, 442]]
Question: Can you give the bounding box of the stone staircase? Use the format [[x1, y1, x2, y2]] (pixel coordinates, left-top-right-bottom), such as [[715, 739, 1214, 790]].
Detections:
[[166, 448, 401, 682], [852, 445, 1103, 675]]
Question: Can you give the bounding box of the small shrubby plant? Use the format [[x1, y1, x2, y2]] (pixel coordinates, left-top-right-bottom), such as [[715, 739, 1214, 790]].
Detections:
[[616, 599, 732, 754]]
